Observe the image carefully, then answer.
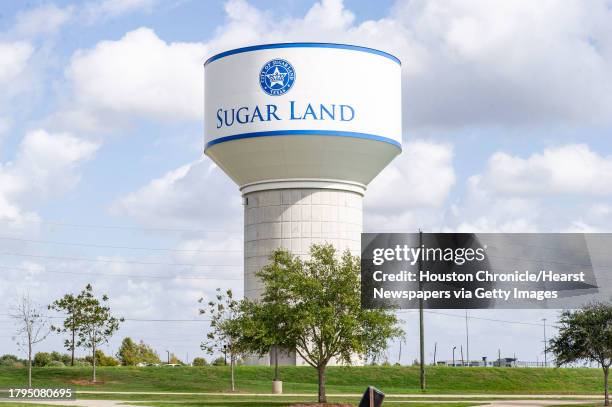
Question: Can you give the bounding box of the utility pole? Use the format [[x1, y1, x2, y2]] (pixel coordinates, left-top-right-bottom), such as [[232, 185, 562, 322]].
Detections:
[[452, 346, 456, 367], [166, 350, 170, 364], [498, 348, 501, 367], [542, 318, 548, 367], [418, 229, 426, 390], [465, 309, 470, 367], [398, 339, 402, 365], [433, 342, 437, 365], [461, 345, 464, 366]]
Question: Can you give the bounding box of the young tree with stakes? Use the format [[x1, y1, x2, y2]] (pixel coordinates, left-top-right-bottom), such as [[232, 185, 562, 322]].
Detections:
[[549, 302, 612, 406], [75, 284, 123, 383], [10, 295, 50, 388], [199, 288, 242, 392], [239, 244, 403, 403]]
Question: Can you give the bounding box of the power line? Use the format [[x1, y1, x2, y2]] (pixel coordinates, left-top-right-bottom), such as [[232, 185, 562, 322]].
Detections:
[[0, 235, 242, 254], [0, 251, 242, 268], [0, 217, 241, 234], [0, 314, 209, 323], [0, 265, 242, 281], [397, 309, 546, 327]]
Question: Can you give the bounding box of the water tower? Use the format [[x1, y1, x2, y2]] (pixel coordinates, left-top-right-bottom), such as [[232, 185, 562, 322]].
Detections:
[[204, 43, 402, 365]]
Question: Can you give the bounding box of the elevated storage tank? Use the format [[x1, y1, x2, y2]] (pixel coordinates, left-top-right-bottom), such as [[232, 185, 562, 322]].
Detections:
[[204, 43, 402, 365]]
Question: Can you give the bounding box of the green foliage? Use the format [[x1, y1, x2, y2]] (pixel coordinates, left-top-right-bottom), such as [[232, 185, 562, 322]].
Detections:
[[235, 244, 403, 403], [73, 284, 122, 381], [0, 355, 21, 367], [46, 360, 65, 368], [117, 337, 161, 366], [191, 357, 207, 366], [211, 357, 226, 366], [85, 350, 120, 367], [549, 302, 612, 405], [33, 352, 52, 367], [49, 291, 88, 362], [199, 288, 241, 390]]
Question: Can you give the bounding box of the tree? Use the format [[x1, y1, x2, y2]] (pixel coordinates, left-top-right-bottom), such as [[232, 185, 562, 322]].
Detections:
[[33, 352, 52, 367], [117, 337, 139, 365], [49, 291, 86, 366], [549, 302, 612, 406], [238, 244, 403, 403], [86, 350, 120, 367], [137, 341, 161, 364], [192, 357, 208, 366], [199, 288, 242, 391], [117, 337, 161, 366], [75, 284, 123, 382], [9, 295, 50, 388], [0, 354, 21, 367], [233, 249, 300, 382]]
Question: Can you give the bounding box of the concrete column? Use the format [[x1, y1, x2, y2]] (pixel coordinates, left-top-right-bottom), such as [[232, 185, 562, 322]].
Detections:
[[242, 182, 363, 365]]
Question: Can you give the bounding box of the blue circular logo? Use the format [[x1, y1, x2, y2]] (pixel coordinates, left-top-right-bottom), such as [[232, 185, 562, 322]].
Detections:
[[259, 59, 295, 96]]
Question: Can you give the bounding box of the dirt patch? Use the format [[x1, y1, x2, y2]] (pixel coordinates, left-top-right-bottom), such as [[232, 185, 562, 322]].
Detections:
[[70, 379, 106, 385]]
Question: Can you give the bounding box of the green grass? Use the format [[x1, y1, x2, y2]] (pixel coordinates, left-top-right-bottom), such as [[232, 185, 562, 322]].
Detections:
[[548, 404, 605, 407], [0, 365, 604, 395], [0, 404, 74, 407], [134, 402, 484, 407]]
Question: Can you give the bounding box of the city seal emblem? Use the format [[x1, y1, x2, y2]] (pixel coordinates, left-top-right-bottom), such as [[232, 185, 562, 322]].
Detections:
[[259, 59, 295, 96]]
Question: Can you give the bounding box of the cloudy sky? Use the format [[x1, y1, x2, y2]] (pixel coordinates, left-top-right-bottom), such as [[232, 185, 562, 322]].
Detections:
[[1, 0, 611, 366]]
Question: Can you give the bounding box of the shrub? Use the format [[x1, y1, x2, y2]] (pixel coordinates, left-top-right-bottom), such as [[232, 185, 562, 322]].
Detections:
[[61, 354, 72, 366], [34, 352, 52, 367], [192, 357, 208, 366], [86, 350, 120, 366], [46, 360, 65, 367], [73, 359, 91, 367], [211, 357, 226, 366], [0, 354, 20, 367]]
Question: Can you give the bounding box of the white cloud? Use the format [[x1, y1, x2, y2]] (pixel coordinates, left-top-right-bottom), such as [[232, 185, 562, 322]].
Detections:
[[476, 144, 612, 197], [58, 0, 612, 132], [0, 42, 33, 84], [13, 4, 73, 37], [366, 140, 455, 212], [447, 144, 612, 233], [0, 129, 99, 224], [111, 158, 242, 231], [66, 28, 207, 122]]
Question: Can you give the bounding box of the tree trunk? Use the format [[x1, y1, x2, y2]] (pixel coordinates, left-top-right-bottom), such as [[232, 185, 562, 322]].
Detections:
[[71, 326, 75, 367], [27, 340, 32, 388], [604, 365, 609, 406], [274, 345, 279, 381], [317, 366, 327, 403], [230, 353, 235, 392], [92, 339, 97, 383]]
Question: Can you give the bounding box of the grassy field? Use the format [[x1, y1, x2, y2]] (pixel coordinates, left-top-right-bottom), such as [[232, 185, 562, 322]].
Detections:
[[0, 365, 604, 395], [133, 403, 483, 407]]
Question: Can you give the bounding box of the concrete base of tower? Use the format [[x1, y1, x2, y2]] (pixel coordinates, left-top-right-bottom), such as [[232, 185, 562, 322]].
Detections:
[[241, 179, 364, 366]]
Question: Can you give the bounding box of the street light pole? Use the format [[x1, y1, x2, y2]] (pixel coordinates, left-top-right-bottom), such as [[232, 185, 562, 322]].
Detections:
[[452, 346, 456, 367], [465, 309, 470, 366]]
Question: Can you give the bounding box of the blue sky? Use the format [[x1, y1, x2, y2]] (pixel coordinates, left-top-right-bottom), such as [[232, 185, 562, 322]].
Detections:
[[0, 0, 611, 366]]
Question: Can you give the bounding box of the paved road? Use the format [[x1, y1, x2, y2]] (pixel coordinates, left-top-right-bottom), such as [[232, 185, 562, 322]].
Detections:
[[0, 395, 601, 407]]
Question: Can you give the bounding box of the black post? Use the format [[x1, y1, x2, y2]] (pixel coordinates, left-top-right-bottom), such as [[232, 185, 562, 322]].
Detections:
[[418, 230, 425, 390]]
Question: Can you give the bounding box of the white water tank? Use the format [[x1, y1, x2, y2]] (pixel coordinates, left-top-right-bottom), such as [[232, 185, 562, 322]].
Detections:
[[204, 42, 402, 365]]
